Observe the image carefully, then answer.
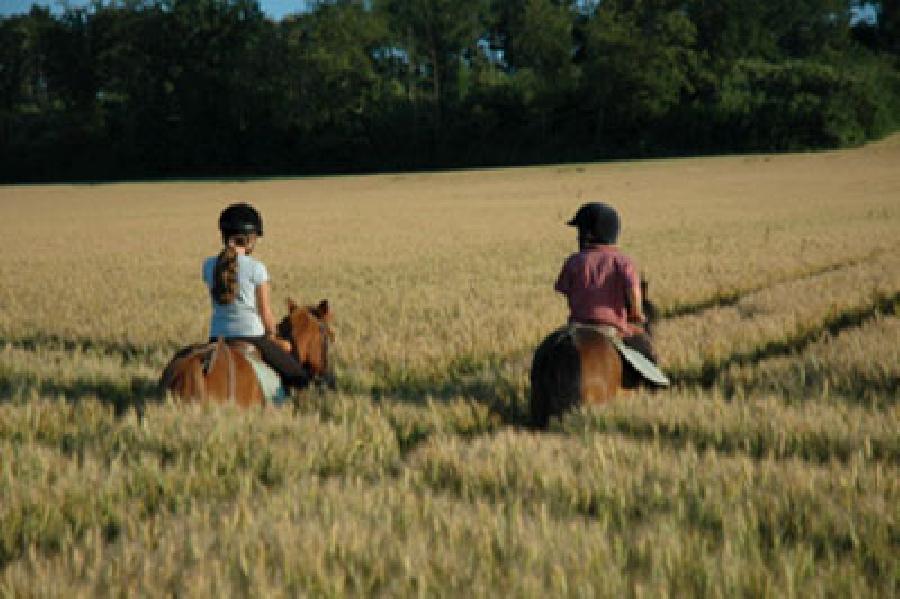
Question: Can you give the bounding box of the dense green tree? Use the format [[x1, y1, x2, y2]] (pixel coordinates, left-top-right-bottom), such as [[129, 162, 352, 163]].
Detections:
[[479, 0, 579, 151], [688, 0, 854, 61], [1, 0, 898, 181], [872, 0, 900, 52], [280, 1, 391, 166], [377, 0, 488, 139], [0, 17, 28, 111], [578, 0, 699, 152]]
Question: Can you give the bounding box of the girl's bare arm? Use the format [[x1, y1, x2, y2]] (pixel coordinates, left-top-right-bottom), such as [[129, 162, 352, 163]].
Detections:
[[627, 280, 645, 323], [255, 281, 279, 337], [256, 282, 293, 353]]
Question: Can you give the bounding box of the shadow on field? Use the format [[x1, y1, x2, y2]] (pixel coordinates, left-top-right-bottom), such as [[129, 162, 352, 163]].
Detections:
[[0, 372, 160, 417], [0, 332, 170, 365], [361, 354, 534, 428]]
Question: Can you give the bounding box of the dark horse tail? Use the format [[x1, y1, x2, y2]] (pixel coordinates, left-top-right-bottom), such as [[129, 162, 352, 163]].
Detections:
[[530, 327, 582, 429]]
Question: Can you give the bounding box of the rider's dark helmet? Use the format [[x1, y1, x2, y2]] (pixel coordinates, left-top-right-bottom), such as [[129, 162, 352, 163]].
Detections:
[[219, 202, 263, 237], [567, 202, 620, 244]]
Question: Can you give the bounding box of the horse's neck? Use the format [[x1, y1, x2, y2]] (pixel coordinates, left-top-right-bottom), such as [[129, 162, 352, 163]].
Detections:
[[295, 314, 326, 370]]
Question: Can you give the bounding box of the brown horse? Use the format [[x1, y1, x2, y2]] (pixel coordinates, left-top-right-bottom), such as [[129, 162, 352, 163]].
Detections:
[[159, 299, 334, 406], [530, 281, 660, 428]]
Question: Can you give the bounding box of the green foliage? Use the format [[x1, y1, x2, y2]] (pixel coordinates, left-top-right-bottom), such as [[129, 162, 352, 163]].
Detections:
[[1, 0, 899, 180], [280, 3, 391, 165], [378, 0, 489, 125], [579, 2, 699, 151], [711, 57, 898, 150], [504, 0, 576, 86]]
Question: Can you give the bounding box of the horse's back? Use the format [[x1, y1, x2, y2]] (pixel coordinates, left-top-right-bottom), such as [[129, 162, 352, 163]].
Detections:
[[161, 341, 265, 407], [572, 326, 624, 404], [530, 325, 623, 427], [159, 343, 205, 400]]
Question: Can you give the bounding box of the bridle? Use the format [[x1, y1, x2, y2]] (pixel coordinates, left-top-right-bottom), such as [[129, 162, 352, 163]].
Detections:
[[316, 317, 331, 377]]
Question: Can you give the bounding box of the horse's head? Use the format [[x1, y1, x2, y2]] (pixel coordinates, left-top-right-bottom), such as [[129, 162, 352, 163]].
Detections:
[[641, 278, 659, 338], [277, 298, 334, 382]]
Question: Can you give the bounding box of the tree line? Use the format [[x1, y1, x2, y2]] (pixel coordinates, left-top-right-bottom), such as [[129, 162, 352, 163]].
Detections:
[[1, 0, 898, 182]]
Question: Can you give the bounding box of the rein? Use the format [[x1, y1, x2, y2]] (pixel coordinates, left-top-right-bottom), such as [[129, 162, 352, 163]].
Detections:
[[317, 320, 329, 377]]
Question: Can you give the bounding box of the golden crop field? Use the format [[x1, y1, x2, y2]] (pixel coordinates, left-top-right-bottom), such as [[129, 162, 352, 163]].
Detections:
[[0, 135, 898, 596]]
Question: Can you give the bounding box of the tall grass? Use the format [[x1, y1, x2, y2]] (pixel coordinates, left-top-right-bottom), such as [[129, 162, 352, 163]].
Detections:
[[0, 137, 898, 595]]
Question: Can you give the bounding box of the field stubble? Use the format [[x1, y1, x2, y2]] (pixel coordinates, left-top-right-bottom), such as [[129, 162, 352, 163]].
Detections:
[[0, 137, 898, 595]]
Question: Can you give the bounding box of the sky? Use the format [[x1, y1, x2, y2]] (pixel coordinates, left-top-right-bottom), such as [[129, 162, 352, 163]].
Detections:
[[0, 0, 311, 20]]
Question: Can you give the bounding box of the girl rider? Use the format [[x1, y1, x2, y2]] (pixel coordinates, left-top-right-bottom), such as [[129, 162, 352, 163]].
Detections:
[[204, 202, 309, 388]]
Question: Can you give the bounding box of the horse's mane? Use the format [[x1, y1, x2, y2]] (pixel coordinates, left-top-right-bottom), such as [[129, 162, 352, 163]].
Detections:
[[276, 312, 294, 338], [276, 302, 320, 338]]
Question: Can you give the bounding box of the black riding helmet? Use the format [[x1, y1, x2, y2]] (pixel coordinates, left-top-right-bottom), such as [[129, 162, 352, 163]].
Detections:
[[567, 202, 620, 244], [219, 202, 263, 237]]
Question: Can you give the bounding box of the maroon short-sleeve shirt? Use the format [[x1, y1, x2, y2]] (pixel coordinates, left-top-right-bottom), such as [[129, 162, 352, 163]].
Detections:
[[555, 245, 638, 334]]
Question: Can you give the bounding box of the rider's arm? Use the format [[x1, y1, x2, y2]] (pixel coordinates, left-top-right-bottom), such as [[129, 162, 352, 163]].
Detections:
[[255, 281, 278, 338], [622, 258, 645, 323], [627, 282, 645, 323]]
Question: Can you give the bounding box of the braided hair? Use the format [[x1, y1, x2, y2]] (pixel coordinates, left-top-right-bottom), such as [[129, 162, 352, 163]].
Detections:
[[211, 234, 249, 304]]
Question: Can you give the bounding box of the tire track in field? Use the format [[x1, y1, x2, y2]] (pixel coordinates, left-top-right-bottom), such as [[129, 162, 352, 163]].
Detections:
[[724, 371, 900, 406], [660, 245, 895, 319], [669, 291, 899, 389]]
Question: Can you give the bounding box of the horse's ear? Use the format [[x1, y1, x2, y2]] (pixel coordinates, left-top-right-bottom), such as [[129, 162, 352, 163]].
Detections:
[[316, 299, 330, 320], [287, 298, 299, 313]]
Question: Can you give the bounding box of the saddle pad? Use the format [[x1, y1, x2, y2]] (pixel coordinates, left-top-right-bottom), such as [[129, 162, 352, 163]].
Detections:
[[246, 354, 289, 406], [608, 337, 671, 386], [571, 324, 671, 387]]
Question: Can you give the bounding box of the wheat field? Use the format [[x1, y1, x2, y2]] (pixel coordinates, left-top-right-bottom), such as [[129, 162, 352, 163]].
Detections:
[[0, 136, 898, 596]]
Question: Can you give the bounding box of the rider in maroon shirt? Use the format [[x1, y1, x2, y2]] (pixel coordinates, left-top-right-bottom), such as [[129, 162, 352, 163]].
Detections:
[[555, 202, 657, 362]]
